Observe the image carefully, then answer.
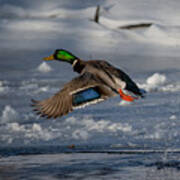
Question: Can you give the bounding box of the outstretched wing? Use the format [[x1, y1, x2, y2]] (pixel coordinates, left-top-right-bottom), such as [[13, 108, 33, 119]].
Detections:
[[32, 72, 116, 119]]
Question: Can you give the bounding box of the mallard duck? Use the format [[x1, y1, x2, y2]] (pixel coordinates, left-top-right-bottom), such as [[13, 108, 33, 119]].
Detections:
[[32, 49, 144, 119]]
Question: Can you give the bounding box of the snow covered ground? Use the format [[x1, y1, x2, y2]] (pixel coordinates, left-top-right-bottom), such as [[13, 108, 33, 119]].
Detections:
[[0, 0, 180, 179]]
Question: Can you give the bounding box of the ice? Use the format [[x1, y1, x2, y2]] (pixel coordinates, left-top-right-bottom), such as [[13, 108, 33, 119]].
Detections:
[[24, 123, 53, 141], [139, 73, 180, 93], [66, 116, 132, 141], [19, 79, 53, 95], [3, 122, 54, 144], [145, 131, 162, 140], [102, 0, 180, 26], [160, 83, 180, 92], [169, 115, 177, 120], [0, 80, 9, 93], [6, 20, 59, 32], [7, 122, 25, 132], [1, 135, 13, 144], [20, 80, 38, 90], [146, 73, 166, 87], [144, 24, 180, 46], [20, 83, 49, 95], [0, 2, 96, 20], [1, 105, 19, 123], [139, 73, 167, 92], [0, 1, 180, 180], [0, 1, 180, 179], [0, 0, 180, 149], [0, 115, 133, 145], [0, 4, 27, 19], [37, 62, 52, 73], [72, 129, 89, 140]]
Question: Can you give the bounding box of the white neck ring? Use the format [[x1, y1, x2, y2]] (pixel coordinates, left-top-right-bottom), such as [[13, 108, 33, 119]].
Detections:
[[72, 59, 78, 67]]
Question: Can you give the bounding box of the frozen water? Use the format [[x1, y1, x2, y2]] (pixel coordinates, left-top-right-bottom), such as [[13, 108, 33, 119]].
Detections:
[[1, 105, 19, 123], [0, 81, 9, 93], [169, 115, 177, 120], [139, 73, 180, 93], [0, 0, 180, 179], [146, 73, 166, 87], [37, 62, 52, 73], [139, 73, 167, 92]]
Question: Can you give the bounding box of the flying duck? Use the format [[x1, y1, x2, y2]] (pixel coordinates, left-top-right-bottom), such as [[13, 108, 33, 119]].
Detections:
[[32, 49, 144, 119]]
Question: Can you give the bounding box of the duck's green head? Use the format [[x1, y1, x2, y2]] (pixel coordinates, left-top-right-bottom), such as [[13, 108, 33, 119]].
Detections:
[[43, 49, 78, 64]]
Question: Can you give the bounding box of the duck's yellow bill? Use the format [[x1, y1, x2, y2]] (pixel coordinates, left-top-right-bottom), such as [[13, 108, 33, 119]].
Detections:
[[43, 54, 54, 61]]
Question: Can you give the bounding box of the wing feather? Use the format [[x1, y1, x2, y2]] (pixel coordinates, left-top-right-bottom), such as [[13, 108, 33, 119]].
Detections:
[[53, 99, 61, 118], [32, 72, 116, 119], [41, 99, 55, 116]]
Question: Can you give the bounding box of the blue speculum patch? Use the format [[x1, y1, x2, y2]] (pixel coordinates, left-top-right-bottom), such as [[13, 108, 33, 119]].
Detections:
[[73, 87, 100, 106]]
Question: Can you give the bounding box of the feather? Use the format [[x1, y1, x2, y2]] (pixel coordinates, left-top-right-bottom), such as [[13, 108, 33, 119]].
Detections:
[[32, 72, 115, 119]]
